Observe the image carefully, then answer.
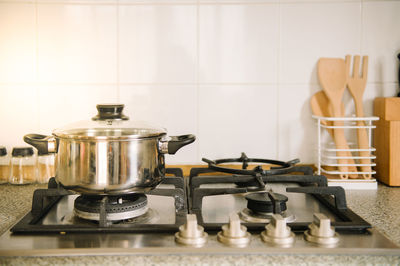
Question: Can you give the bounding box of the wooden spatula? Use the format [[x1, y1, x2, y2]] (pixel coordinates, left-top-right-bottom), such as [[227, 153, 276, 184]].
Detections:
[[346, 55, 371, 179], [318, 58, 349, 179], [310, 91, 358, 177]]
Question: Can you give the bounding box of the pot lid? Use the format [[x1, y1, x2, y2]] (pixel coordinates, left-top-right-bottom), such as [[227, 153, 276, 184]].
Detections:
[[52, 104, 167, 140]]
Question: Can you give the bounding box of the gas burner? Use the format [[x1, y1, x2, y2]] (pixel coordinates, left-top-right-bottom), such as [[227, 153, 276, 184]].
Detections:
[[202, 152, 300, 187], [74, 194, 148, 222], [239, 192, 295, 223], [246, 192, 288, 213]]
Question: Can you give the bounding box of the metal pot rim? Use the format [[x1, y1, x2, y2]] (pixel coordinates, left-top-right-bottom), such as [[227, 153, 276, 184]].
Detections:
[[52, 130, 167, 141], [60, 181, 159, 195]]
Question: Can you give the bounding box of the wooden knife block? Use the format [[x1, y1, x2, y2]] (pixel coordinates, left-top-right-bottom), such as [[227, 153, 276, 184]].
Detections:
[[374, 97, 400, 186]]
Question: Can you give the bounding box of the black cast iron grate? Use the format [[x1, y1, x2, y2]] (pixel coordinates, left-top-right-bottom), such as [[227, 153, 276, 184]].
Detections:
[[10, 154, 371, 234], [189, 153, 371, 232], [11, 168, 187, 234]]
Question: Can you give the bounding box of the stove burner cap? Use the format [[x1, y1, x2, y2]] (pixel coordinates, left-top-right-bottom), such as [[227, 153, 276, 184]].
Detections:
[[245, 192, 288, 214], [74, 194, 148, 221]]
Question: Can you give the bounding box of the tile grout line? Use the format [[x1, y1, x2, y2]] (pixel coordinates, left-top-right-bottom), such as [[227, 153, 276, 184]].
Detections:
[[359, 0, 363, 54], [4, 0, 397, 6], [1, 0, 368, 5], [1, 81, 396, 86], [35, 0, 40, 132], [196, 0, 200, 163], [0, 0, 370, 6], [1, 81, 397, 85], [276, 0, 281, 160], [116, 1, 120, 101]]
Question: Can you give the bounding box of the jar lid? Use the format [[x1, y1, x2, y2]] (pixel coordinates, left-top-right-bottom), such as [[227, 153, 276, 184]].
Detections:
[[0, 146, 6, 156], [52, 104, 167, 140], [12, 147, 34, 157]]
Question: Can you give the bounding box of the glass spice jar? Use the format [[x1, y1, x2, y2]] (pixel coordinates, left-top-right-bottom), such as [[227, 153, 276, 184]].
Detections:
[[0, 146, 10, 184], [10, 147, 36, 184]]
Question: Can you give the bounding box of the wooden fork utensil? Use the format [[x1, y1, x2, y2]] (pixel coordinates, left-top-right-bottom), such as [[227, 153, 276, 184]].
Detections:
[[346, 55, 372, 179]]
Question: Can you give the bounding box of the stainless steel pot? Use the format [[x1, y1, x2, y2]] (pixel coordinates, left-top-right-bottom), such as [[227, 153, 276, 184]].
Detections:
[[24, 104, 195, 195]]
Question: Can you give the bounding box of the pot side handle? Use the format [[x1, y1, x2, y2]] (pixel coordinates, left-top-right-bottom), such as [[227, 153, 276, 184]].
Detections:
[[167, 134, 196, 155], [24, 134, 57, 155]]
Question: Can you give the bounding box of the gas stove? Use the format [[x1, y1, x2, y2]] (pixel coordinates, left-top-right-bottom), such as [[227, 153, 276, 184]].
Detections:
[[0, 153, 398, 256]]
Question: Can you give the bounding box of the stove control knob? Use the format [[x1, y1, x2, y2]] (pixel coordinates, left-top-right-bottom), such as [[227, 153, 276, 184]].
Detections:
[[217, 213, 251, 247], [304, 213, 339, 245], [175, 214, 208, 246], [261, 214, 295, 246]]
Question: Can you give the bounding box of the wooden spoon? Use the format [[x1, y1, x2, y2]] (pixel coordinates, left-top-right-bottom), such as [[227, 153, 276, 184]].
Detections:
[[318, 58, 349, 178], [310, 91, 358, 177], [346, 55, 371, 179]]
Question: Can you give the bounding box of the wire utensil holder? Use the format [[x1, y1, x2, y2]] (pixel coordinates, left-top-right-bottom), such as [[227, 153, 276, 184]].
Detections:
[[312, 115, 379, 178]]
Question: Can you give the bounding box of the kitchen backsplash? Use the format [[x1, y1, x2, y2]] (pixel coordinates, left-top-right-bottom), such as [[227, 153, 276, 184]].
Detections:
[[0, 0, 399, 165]]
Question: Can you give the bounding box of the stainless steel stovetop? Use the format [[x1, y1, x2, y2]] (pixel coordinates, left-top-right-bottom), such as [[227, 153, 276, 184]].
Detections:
[[0, 159, 398, 256]]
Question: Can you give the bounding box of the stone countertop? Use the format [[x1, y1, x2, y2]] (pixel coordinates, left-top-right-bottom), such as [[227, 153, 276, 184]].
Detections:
[[0, 183, 399, 265]]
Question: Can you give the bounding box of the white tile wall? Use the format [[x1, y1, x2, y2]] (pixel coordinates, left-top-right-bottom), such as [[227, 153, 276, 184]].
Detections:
[[0, 85, 38, 150], [0, 0, 399, 165], [119, 4, 196, 83], [280, 1, 361, 84], [198, 85, 278, 159], [199, 4, 279, 83], [362, 1, 400, 83], [0, 2, 36, 83], [37, 4, 118, 83], [277, 84, 317, 163]]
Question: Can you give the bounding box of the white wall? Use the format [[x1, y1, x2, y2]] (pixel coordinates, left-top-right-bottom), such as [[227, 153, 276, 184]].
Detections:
[[0, 0, 399, 165]]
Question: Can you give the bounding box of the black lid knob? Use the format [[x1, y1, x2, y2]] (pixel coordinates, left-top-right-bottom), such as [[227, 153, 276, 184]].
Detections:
[[12, 147, 34, 157], [0, 146, 7, 157], [92, 104, 129, 121]]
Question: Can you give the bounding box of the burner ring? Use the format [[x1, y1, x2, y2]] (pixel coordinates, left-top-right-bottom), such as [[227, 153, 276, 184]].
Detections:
[[74, 194, 148, 221], [239, 209, 295, 223], [202, 152, 300, 178]]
